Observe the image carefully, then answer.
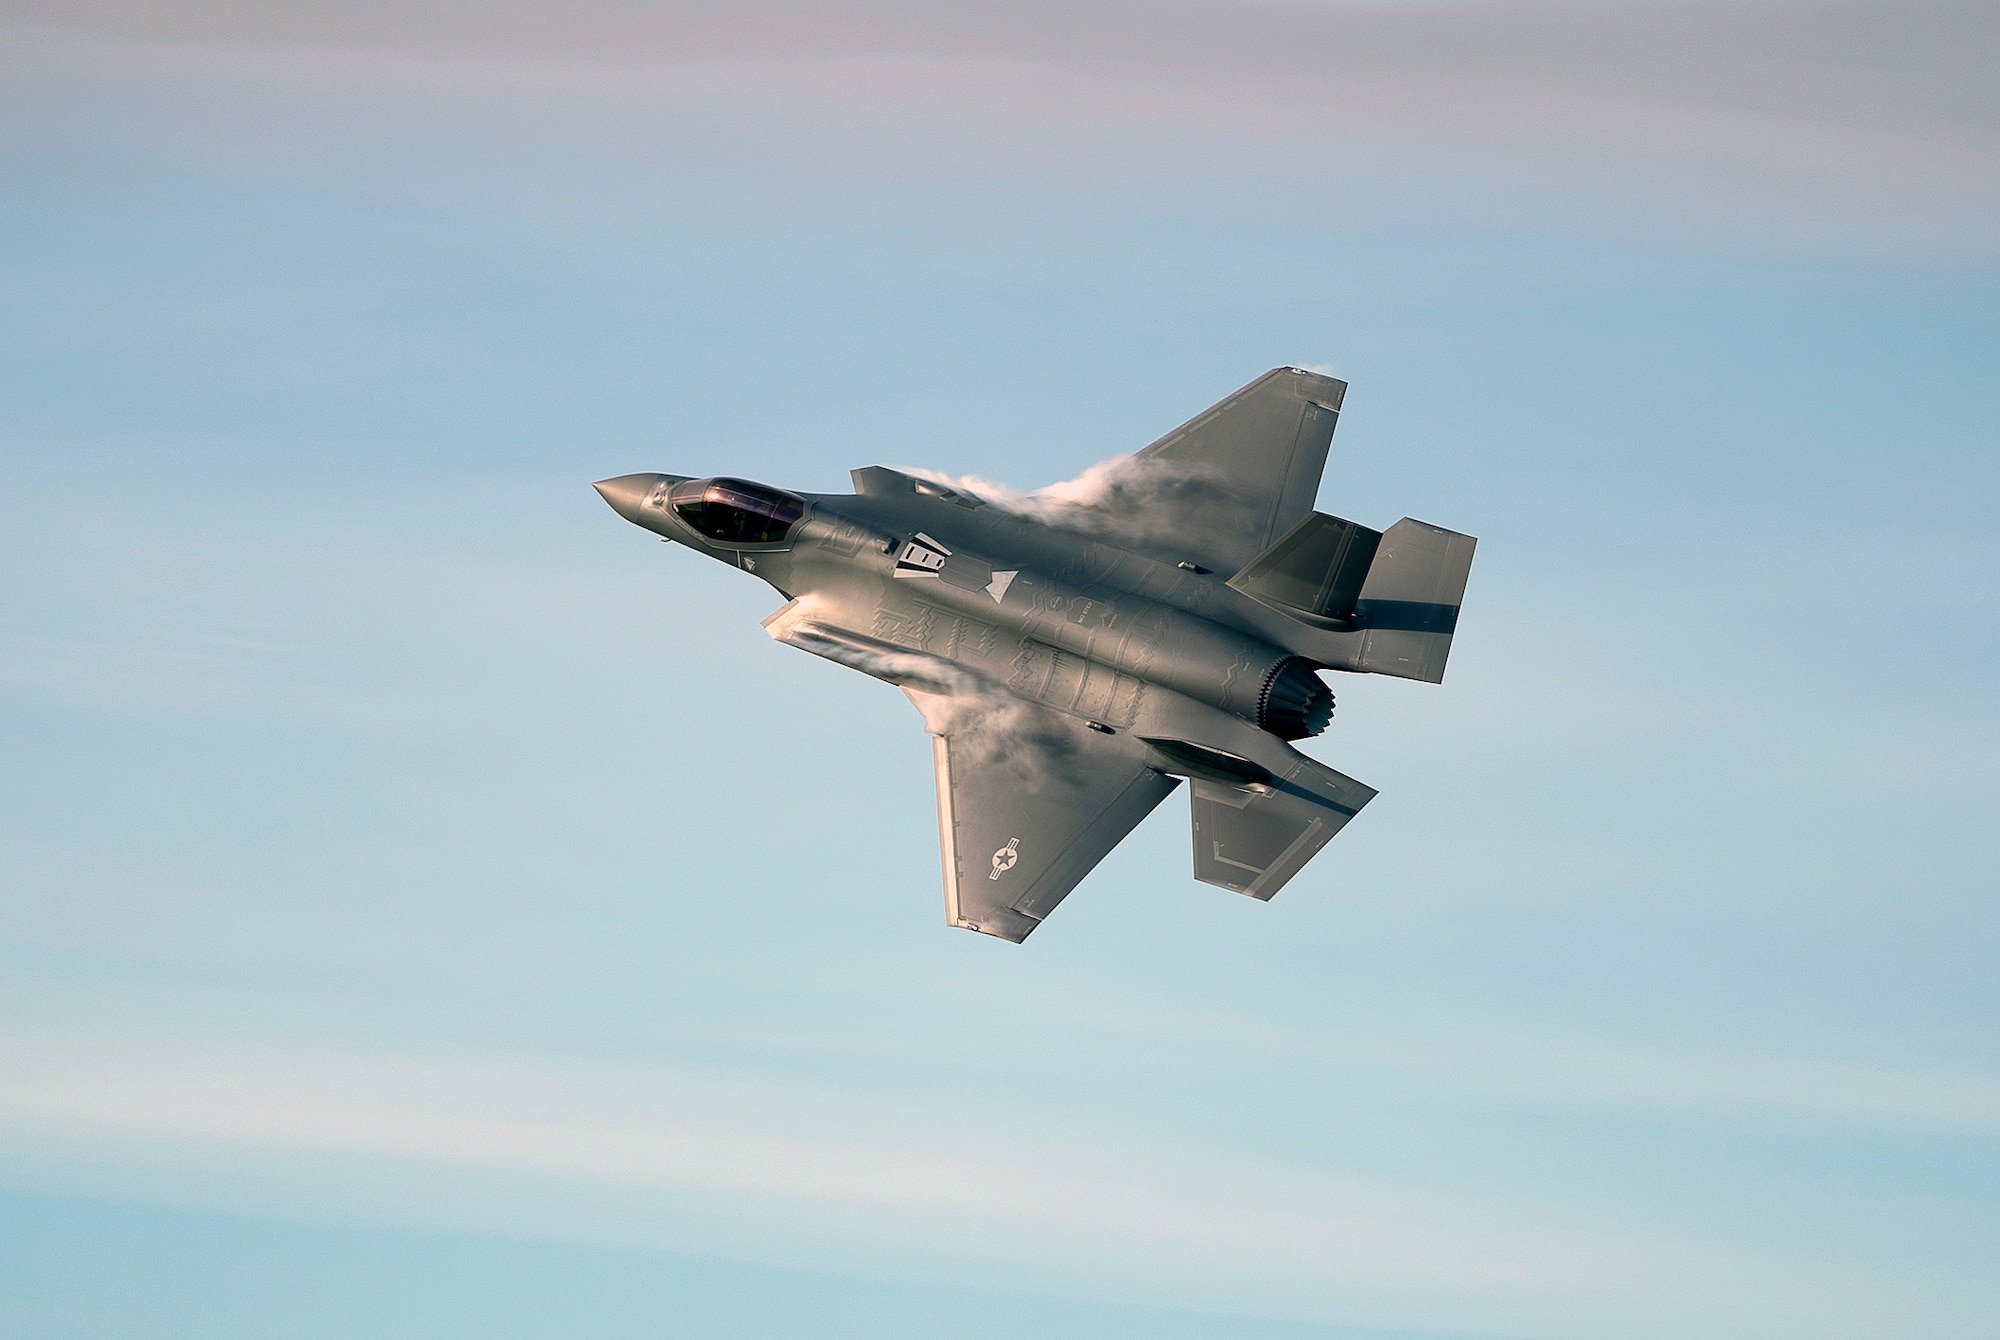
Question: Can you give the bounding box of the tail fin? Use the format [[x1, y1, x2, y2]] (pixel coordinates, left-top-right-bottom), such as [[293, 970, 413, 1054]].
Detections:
[[1227, 512, 1382, 627], [1347, 519, 1476, 683], [1231, 514, 1476, 683]]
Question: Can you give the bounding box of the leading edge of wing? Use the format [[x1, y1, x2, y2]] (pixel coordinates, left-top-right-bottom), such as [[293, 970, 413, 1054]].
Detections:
[[909, 688, 1180, 943]]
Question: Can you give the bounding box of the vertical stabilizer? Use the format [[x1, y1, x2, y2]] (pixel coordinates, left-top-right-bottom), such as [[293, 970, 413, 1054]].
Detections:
[[1348, 519, 1476, 684]]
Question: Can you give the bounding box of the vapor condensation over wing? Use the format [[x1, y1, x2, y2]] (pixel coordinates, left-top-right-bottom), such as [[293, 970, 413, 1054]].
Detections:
[[908, 456, 1264, 572]]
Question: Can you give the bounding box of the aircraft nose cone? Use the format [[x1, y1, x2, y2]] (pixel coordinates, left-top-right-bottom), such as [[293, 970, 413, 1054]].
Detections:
[[592, 473, 664, 524]]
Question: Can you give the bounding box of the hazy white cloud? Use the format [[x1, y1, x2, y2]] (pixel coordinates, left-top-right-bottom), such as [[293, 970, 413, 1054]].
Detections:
[[1, 1026, 1990, 1337], [1255, 1019, 2000, 1132], [3, 0, 1995, 246]]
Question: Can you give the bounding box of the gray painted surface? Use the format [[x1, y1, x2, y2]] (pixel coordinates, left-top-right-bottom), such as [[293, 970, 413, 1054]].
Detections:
[[594, 368, 1474, 941]]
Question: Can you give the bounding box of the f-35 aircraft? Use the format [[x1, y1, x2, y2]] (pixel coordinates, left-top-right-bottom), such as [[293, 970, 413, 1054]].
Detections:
[[594, 368, 1474, 942]]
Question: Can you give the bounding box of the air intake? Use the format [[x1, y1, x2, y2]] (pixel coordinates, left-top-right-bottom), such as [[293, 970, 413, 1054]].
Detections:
[[1258, 658, 1333, 740]]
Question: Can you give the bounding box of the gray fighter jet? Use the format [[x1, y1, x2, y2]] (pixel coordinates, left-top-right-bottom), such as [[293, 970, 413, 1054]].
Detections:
[[594, 368, 1474, 942]]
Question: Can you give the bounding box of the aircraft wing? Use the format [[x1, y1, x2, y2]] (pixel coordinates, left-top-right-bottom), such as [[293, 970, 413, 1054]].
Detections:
[[1133, 366, 1346, 576], [906, 690, 1181, 942]]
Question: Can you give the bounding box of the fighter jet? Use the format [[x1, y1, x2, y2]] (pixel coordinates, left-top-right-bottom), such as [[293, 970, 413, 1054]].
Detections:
[[593, 368, 1474, 942]]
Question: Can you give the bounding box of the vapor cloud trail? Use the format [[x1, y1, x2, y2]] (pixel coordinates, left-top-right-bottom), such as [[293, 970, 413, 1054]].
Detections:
[[764, 597, 1073, 776]]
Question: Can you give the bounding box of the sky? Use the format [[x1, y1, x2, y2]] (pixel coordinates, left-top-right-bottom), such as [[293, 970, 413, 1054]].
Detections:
[[1, 1, 1996, 1336]]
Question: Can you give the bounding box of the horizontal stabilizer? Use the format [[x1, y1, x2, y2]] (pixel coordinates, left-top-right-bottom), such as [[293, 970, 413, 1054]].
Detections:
[[1188, 753, 1375, 900]]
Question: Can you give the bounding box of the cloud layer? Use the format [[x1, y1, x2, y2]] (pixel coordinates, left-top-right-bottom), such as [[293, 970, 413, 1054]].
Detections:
[[4, 1026, 1993, 1338], [8, 0, 1996, 244]]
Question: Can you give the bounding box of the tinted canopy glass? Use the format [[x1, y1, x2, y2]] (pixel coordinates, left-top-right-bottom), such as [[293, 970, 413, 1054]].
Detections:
[[669, 477, 806, 544]]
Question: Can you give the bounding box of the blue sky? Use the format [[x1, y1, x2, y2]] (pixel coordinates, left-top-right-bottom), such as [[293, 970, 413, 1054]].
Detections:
[[2, 3, 1996, 1337]]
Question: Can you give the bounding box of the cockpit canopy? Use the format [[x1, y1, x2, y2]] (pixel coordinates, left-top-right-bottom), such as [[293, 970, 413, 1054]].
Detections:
[[668, 477, 807, 545]]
